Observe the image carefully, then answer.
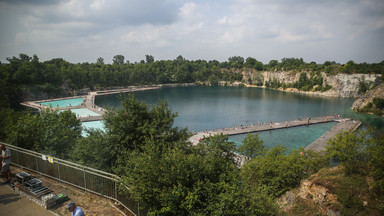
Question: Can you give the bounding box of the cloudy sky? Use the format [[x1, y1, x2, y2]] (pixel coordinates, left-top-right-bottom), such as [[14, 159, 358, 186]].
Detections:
[[1, 0, 384, 64]]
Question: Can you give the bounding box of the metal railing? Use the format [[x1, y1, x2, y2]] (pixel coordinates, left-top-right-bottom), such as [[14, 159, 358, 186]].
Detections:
[[1, 142, 145, 216]]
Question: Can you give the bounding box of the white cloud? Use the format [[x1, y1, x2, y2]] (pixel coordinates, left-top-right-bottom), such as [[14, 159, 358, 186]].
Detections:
[[179, 2, 197, 18], [0, 0, 383, 63], [217, 16, 228, 25], [90, 0, 105, 10], [121, 25, 170, 48]]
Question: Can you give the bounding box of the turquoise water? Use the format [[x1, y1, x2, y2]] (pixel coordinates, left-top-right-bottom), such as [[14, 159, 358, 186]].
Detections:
[[228, 122, 338, 150], [59, 108, 100, 117], [93, 86, 384, 146], [40, 97, 84, 107], [96, 86, 383, 131], [81, 120, 105, 136]]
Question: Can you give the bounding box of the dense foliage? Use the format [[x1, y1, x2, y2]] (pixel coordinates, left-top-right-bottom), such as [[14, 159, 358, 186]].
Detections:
[[2, 91, 384, 215], [5, 109, 81, 158], [267, 71, 332, 92], [1, 53, 384, 215], [1, 54, 383, 112]]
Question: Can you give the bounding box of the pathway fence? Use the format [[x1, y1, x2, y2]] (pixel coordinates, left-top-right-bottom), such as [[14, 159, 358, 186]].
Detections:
[[1, 142, 145, 216]]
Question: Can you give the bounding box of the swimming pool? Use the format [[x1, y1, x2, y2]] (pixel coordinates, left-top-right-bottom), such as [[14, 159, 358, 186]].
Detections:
[[40, 97, 84, 108], [228, 122, 338, 150], [60, 108, 100, 117], [81, 120, 105, 136]]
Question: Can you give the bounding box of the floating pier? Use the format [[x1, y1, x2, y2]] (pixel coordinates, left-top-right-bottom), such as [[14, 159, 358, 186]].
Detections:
[[189, 116, 361, 153], [305, 119, 361, 152]]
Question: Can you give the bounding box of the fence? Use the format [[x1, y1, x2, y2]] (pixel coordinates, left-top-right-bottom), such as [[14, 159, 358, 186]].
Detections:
[[1, 142, 145, 216]]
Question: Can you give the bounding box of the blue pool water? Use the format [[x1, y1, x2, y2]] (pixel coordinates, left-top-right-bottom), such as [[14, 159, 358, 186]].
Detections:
[[81, 120, 105, 136], [228, 122, 338, 150], [40, 97, 84, 108], [60, 108, 100, 117]]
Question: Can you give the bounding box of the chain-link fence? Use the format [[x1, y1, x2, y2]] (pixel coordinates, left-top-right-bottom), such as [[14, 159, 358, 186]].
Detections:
[[1, 142, 145, 216]]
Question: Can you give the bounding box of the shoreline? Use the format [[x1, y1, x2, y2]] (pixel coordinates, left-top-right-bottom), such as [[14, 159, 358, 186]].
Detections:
[[241, 84, 358, 99]]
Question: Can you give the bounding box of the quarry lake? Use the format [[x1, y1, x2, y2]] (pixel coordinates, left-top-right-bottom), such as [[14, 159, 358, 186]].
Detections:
[[95, 86, 384, 135]]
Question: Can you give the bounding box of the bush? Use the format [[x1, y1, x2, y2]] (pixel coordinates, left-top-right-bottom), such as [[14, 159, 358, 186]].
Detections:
[[241, 145, 325, 197], [321, 84, 332, 92], [373, 98, 384, 110]]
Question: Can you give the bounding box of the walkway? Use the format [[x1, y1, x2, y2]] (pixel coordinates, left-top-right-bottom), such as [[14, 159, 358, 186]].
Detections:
[[305, 119, 361, 152], [189, 115, 361, 154], [189, 115, 340, 145], [0, 181, 54, 216]]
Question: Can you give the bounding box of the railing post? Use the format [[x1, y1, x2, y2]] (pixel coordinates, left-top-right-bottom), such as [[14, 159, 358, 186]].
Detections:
[[36, 156, 39, 172], [58, 162, 61, 182], [17, 151, 20, 166], [115, 181, 117, 200], [83, 168, 87, 191]]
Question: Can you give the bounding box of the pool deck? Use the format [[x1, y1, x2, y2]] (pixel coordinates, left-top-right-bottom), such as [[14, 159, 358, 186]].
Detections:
[[20, 86, 160, 122], [189, 116, 361, 152]]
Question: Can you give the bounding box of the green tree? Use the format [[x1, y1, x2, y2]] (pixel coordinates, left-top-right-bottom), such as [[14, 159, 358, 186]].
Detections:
[[367, 133, 384, 195], [237, 133, 265, 159], [96, 57, 105, 65], [38, 109, 82, 158], [326, 129, 373, 175], [112, 54, 125, 65], [5, 109, 81, 159], [268, 60, 278, 69], [145, 55, 155, 63], [228, 56, 244, 69], [208, 75, 219, 86], [103, 94, 189, 173], [121, 134, 248, 215], [6, 112, 42, 149], [372, 97, 384, 110], [71, 129, 112, 171], [245, 57, 256, 68], [241, 145, 323, 197]]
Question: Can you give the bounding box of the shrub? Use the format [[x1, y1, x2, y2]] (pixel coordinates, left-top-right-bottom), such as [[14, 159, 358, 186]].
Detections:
[[373, 98, 384, 110]]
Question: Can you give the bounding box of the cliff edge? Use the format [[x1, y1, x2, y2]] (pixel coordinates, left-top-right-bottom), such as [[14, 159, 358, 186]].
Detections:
[[240, 70, 381, 98], [352, 81, 384, 115]]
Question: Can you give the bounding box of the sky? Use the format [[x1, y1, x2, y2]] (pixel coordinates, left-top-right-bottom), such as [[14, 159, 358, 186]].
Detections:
[[0, 0, 384, 64]]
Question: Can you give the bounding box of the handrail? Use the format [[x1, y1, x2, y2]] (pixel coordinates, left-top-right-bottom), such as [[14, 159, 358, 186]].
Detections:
[[2, 142, 119, 180], [0, 141, 140, 216]]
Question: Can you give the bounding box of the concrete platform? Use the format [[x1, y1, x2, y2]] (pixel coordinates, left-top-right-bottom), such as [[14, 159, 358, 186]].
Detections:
[[189, 115, 341, 145], [305, 118, 361, 152], [0, 180, 55, 216]]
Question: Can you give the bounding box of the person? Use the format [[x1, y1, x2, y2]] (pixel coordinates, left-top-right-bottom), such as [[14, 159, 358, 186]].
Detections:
[[0, 144, 11, 183], [66, 202, 85, 216]]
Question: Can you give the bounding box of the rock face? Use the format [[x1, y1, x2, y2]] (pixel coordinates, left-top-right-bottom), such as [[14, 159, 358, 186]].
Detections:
[[325, 73, 379, 98], [352, 81, 384, 110], [241, 70, 381, 98], [278, 167, 342, 216]]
